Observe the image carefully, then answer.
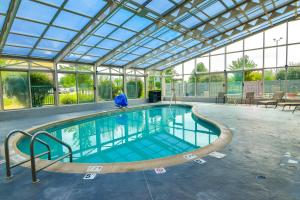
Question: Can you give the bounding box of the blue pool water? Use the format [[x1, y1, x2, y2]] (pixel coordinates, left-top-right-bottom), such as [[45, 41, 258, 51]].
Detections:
[[18, 105, 220, 163]]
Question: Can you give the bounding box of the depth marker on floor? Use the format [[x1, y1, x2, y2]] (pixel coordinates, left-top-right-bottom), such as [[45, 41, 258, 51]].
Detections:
[[86, 166, 103, 173], [154, 168, 166, 174], [193, 158, 206, 165], [183, 154, 197, 160], [83, 173, 97, 180], [209, 151, 226, 159]]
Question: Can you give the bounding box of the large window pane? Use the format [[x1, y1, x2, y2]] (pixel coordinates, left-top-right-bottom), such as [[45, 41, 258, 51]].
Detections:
[[196, 74, 209, 97], [58, 73, 77, 105], [209, 73, 224, 97], [288, 44, 300, 65], [126, 77, 137, 99], [2, 71, 30, 110], [112, 75, 123, 98], [264, 46, 286, 68], [174, 76, 183, 97], [244, 70, 263, 97], [210, 54, 225, 72], [244, 50, 263, 69], [184, 74, 195, 96], [264, 69, 285, 98], [226, 40, 243, 53], [183, 59, 195, 74], [196, 56, 209, 73], [264, 23, 286, 47], [244, 33, 263, 50], [30, 72, 54, 107], [136, 77, 145, 98], [226, 52, 243, 70], [98, 75, 111, 100], [286, 67, 300, 99], [78, 74, 94, 103], [227, 72, 243, 97], [288, 20, 300, 44], [148, 76, 161, 91]]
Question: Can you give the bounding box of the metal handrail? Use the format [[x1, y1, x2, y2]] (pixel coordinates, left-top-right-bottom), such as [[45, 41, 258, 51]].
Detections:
[[4, 130, 51, 179], [30, 131, 72, 183]]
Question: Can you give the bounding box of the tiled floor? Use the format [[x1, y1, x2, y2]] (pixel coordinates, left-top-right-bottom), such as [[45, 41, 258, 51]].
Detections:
[[0, 102, 299, 200]]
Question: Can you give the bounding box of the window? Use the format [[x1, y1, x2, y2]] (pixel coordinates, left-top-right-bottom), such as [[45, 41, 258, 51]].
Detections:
[[244, 33, 263, 50], [288, 44, 300, 66], [30, 72, 54, 107], [288, 20, 300, 44], [98, 75, 111, 100], [184, 74, 195, 96], [196, 74, 209, 97], [111, 75, 123, 98], [244, 50, 263, 69], [126, 76, 137, 99], [210, 54, 225, 72], [265, 23, 286, 47], [209, 73, 224, 97], [264, 46, 286, 68], [264, 69, 285, 98], [226, 40, 243, 53], [226, 52, 243, 71], [1, 71, 30, 110], [286, 67, 300, 99], [196, 56, 209, 73], [183, 60, 195, 74], [227, 72, 243, 97], [58, 73, 77, 105], [78, 74, 94, 103], [244, 70, 262, 97]]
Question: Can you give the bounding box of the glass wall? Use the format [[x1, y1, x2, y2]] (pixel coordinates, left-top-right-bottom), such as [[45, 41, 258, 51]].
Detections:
[[0, 60, 146, 111], [162, 19, 300, 100]]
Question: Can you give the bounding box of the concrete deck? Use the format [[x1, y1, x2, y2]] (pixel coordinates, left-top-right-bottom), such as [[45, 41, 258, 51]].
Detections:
[[0, 102, 299, 200]]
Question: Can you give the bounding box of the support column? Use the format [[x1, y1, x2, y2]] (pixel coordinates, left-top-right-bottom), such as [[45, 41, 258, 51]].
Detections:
[[0, 71, 4, 110], [28, 61, 32, 108], [54, 62, 59, 106], [123, 69, 127, 95], [94, 64, 98, 102]]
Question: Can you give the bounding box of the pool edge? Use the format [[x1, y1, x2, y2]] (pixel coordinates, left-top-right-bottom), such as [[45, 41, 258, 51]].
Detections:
[[4, 102, 232, 174]]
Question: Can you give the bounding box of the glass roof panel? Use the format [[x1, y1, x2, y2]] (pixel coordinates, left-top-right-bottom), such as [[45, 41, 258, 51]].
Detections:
[[87, 48, 109, 57], [107, 8, 134, 26], [121, 54, 139, 61], [158, 30, 181, 41], [83, 35, 104, 46], [123, 15, 153, 31], [11, 19, 47, 37], [37, 39, 66, 51], [53, 10, 90, 31], [36, 0, 65, 7], [3, 46, 31, 56], [146, 0, 175, 15], [63, 53, 81, 61], [109, 28, 135, 41], [94, 24, 117, 37], [31, 49, 58, 58], [131, 47, 152, 55], [64, 0, 106, 17], [73, 45, 91, 54], [0, 15, 5, 31], [180, 15, 201, 29], [6, 34, 38, 48], [79, 55, 98, 63], [144, 39, 165, 49], [44, 26, 77, 42], [97, 39, 122, 49], [16, 0, 58, 23], [0, 0, 11, 14]]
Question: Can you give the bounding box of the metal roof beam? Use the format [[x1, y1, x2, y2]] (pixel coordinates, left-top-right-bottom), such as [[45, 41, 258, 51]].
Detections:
[[0, 0, 21, 52], [146, 0, 299, 70], [54, 0, 120, 63]]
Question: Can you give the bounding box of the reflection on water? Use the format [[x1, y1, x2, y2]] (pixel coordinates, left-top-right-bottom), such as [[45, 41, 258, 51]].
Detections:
[[18, 106, 220, 163]]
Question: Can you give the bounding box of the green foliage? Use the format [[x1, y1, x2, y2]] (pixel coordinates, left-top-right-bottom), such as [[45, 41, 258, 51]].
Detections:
[[30, 72, 53, 107], [188, 62, 209, 82], [244, 71, 262, 81], [127, 79, 144, 98], [98, 79, 112, 100], [3, 73, 29, 106], [276, 67, 300, 80], [228, 55, 257, 71], [60, 94, 77, 104]]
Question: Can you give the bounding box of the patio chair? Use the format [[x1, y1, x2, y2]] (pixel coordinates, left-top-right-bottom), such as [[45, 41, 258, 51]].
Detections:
[[241, 92, 254, 105], [277, 102, 300, 111], [216, 92, 226, 103], [293, 105, 299, 114], [257, 91, 284, 108]]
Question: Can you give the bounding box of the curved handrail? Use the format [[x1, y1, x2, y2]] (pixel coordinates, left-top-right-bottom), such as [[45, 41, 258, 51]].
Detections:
[[4, 130, 51, 178], [30, 130, 72, 183]]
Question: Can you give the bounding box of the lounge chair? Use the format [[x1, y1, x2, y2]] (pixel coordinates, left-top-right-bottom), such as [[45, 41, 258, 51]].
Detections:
[[216, 92, 226, 103], [293, 105, 299, 114], [277, 102, 300, 111], [241, 92, 254, 105], [257, 91, 284, 108]]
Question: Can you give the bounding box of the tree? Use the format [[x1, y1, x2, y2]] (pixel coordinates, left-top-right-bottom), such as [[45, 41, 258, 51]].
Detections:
[[4, 73, 29, 106], [188, 62, 209, 83], [30, 72, 53, 107]]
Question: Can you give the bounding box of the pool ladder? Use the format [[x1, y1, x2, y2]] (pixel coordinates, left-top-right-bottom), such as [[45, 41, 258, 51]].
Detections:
[[4, 130, 73, 183]]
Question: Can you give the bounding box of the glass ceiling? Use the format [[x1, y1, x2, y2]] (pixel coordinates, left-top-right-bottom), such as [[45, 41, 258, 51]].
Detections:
[[0, 0, 299, 70]]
